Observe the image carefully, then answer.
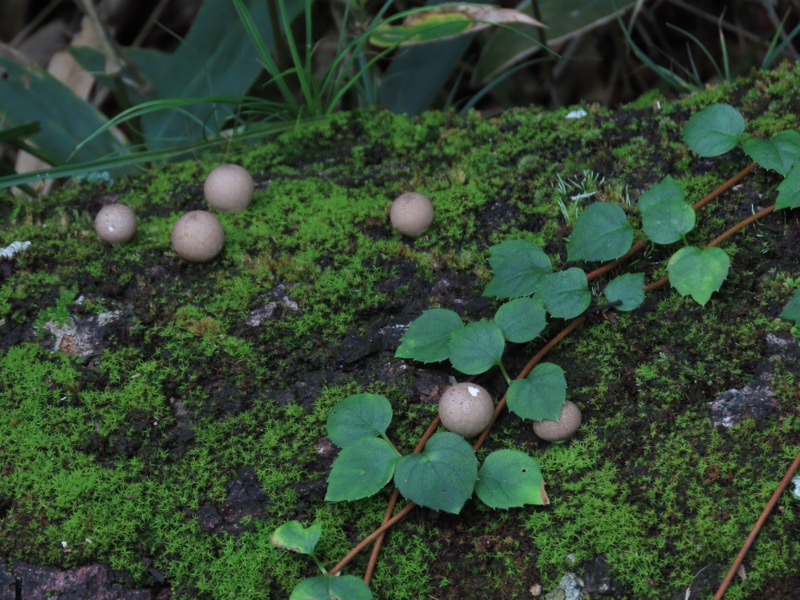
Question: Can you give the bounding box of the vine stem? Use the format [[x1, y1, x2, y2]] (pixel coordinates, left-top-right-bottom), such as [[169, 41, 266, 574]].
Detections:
[[585, 162, 756, 282], [337, 161, 770, 583], [361, 416, 441, 584], [713, 450, 800, 599], [644, 203, 776, 293]]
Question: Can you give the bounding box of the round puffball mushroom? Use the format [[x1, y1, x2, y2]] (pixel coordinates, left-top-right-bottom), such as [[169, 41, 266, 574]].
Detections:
[[171, 210, 224, 262], [203, 164, 254, 212], [438, 382, 494, 439], [532, 400, 582, 442], [94, 203, 137, 244], [390, 192, 433, 237]]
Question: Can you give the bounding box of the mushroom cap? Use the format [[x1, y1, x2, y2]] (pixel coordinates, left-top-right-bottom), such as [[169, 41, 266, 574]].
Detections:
[[171, 210, 225, 262], [390, 192, 433, 237], [532, 400, 582, 442], [438, 382, 494, 439], [203, 164, 254, 212], [94, 203, 137, 244]]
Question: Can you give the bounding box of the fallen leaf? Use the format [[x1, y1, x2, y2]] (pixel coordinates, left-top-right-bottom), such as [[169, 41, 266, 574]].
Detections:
[[370, 4, 545, 48]]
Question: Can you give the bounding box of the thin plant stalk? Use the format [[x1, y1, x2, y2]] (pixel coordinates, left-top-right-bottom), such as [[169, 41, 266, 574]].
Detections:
[[713, 450, 800, 599]]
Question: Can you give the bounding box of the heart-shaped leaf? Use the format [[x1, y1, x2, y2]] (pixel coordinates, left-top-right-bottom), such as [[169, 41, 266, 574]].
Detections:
[[641, 198, 696, 244], [637, 176, 685, 213], [667, 246, 730, 305], [742, 130, 800, 175], [483, 239, 552, 299], [396, 308, 463, 363], [535, 268, 591, 319], [325, 437, 399, 502], [326, 394, 393, 448], [682, 103, 745, 157], [290, 575, 373, 600], [506, 362, 566, 421], [394, 432, 478, 514], [776, 162, 800, 211], [448, 320, 505, 375], [494, 297, 547, 343], [271, 521, 322, 555], [780, 289, 800, 326], [567, 202, 633, 262], [604, 273, 645, 312], [637, 176, 695, 243], [475, 449, 547, 509]]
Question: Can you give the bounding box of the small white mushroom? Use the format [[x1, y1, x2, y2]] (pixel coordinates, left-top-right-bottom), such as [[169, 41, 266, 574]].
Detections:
[[171, 210, 224, 262], [390, 192, 433, 237], [94, 204, 137, 244], [203, 164, 254, 212], [438, 382, 494, 439], [532, 400, 582, 442]]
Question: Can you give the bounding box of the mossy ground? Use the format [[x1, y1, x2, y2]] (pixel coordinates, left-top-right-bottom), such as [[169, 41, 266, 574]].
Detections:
[[2, 62, 800, 599]]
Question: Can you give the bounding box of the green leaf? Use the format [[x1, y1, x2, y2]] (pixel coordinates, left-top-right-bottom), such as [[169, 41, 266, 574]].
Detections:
[[776, 163, 800, 211], [394, 432, 478, 514], [682, 103, 745, 157], [475, 450, 547, 509], [395, 309, 463, 363], [506, 363, 567, 421], [448, 321, 505, 375], [780, 289, 800, 325], [483, 239, 552, 299], [326, 394, 393, 448], [535, 268, 591, 319], [637, 176, 686, 213], [370, 13, 472, 47], [325, 437, 400, 502], [0, 56, 124, 165], [369, 5, 544, 48], [637, 175, 695, 244], [667, 246, 730, 305], [271, 521, 322, 555], [641, 199, 696, 244], [743, 131, 800, 175], [494, 297, 547, 343], [290, 575, 373, 600], [567, 203, 633, 262], [604, 273, 645, 312]]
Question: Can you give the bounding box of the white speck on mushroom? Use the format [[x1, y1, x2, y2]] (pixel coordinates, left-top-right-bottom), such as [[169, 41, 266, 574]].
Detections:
[[94, 204, 137, 245], [439, 382, 494, 439]]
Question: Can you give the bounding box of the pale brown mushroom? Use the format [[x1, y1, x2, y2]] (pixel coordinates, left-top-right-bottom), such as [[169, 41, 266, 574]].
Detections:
[[439, 382, 494, 439], [390, 192, 434, 237], [532, 401, 582, 442]]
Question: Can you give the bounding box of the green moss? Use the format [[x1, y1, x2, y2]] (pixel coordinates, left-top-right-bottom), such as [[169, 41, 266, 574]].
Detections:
[[4, 61, 800, 599]]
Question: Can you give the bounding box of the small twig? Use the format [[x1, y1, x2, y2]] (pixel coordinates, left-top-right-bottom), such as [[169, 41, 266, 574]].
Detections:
[[713, 450, 800, 599], [692, 162, 755, 211]]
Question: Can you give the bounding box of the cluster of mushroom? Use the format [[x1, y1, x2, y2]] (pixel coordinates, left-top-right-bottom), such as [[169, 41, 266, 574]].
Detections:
[[94, 164, 254, 262], [96, 164, 434, 259], [438, 382, 581, 442]]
